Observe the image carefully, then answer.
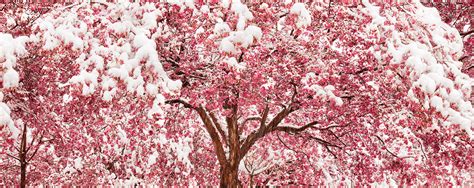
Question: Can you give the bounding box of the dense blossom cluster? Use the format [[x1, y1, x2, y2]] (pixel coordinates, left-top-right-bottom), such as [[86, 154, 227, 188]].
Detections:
[[0, 0, 472, 186]]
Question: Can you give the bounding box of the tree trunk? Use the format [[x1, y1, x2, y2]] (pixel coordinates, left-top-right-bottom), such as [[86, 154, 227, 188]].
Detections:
[[249, 174, 254, 187], [20, 123, 27, 188], [20, 162, 26, 188], [220, 165, 241, 188], [219, 106, 242, 187]]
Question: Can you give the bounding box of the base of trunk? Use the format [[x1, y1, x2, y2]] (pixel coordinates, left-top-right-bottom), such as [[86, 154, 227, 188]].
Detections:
[[220, 167, 241, 188]]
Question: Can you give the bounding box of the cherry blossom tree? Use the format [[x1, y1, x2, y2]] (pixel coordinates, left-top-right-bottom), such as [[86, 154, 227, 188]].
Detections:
[[0, 4, 64, 187], [2, 2, 191, 186], [159, 0, 473, 186], [0, 0, 472, 187]]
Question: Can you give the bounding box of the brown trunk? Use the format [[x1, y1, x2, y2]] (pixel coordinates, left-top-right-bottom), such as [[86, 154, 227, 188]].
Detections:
[[220, 165, 241, 188], [19, 123, 27, 188], [20, 162, 26, 188], [220, 106, 242, 188], [249, 174, 254, 187]]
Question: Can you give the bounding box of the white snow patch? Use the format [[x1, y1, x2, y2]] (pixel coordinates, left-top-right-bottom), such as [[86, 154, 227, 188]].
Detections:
[[2, 69, 20, 88], [290, 3, 312, 28], [220, 38, 236, 53], [74, 157, 83, 170]]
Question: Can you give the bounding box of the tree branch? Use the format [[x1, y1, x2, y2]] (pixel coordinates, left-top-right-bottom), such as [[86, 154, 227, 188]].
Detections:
[[416, 139, 427, 161], [458, 56, 469, 62], [273, 121, 319, 133], [6, 153, 20, 161], [375, 135, 399, 158], [265, 107, 295, 132], [307, 135, 341, 159], [239, 106, 293, 159], [238, 52, 245, 63], [290, 81, 298, 104], [274, 122, 347, 135], [327, 129, 347, 147], [209, 112, 228, 146], [26, 131, 44, 153], [28, 134, 50, 162], [196, 107, 228, 167], [260, 105, 269, 128], [460, 30, 473, 37], [242, 117, 261, 127], [165, 99, 195, 109], [226, 105, 240, 167], [276, 132, 317, 168], [14, 146, 20, 152]]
